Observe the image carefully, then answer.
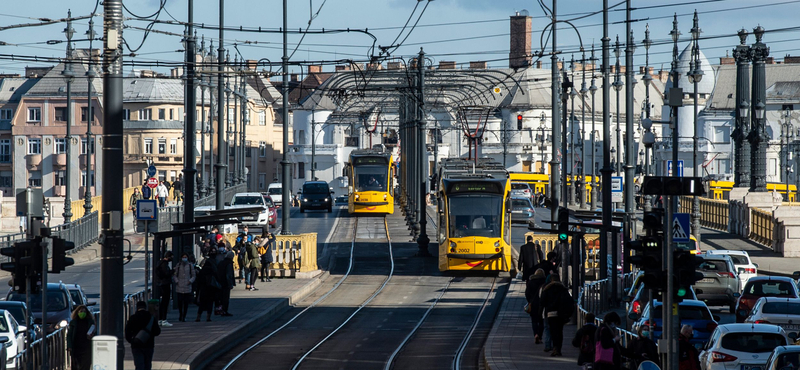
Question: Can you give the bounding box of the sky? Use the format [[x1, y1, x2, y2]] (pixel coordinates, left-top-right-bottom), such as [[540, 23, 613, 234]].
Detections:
[[1, 0, 800, 77]]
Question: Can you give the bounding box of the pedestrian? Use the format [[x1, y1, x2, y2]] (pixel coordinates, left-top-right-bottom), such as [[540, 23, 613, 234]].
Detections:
[[129, 188, 142, 221], [217, 250, 236, 316], [125, 301, 161, 370], [172, 174, 183, 205], [246, 236, 262, 291], [678, 324, 701, 370], [623, 323, 660, 369], [196, 248, 220, 322], [539, 272, 572, 356], [236, 242, 247, 285], [571, 312, 597, 369], [518, 236, 541, 281], [156, 181, 169, 207], [594, 312, 622, 370], [173, 252, 195, 322], [155, 251, 174, 327], [535, 251, 557, 278], [259, 232, 275, 282], [67, 305, 96, 370], [206, 227, 219, 245], [526, 268, 546, 344]]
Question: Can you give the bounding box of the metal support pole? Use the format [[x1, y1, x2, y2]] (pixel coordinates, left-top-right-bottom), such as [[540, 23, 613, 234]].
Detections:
[[561, 69, 570, 213], [183, 0, 197, 246], [199, 38, 207, 198], [417, 48, 431, 254], [100, 0, 126, 367], [84, 18, 96, 214], [733, 29, 752, 188], [690, 11, 702, 239], [590, 45, 598, 210], [550, 0, 561, 230], [624, 2, 636, 271], [749, 26, 770, 193], [600, 0, 612, 288], [41, 237, 48, 370], [215, 0, 227, 212], [580, 52, 588, 210], [225, 74, 232, 187], [568, 56, 576, 207], [311, 109, 316, 180], [643, 25, 653, 211], [63, 12, 75, 223], [280, 0, 291, 234]]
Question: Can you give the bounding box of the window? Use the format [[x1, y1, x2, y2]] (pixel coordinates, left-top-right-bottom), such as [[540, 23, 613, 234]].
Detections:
[[54, 107, 67, 122], [0, 109, 12, 120], [28, 171, 41, 187], [122, 109, 130, 120], [169, 138, 177, 154], [228, 108, 234, 122], [259, 111, 266, 126], [158, 109, 166, 120], [169, 109, 174, 120], [81, 170, 95, 187], [298, 130, 305, 144], [770, 158, 778, 176], [138, 109, 152, 120], [81, 138, 95, 155], [54, 170, 66, 186], [258, 174, 266, 189], [721, 333, 787, 353], [0, 140, 10, 163], [298, 162, 305, 178], [144, 139, 153, 154], [259, 141, 266, 157], [80, 107, 95, 122], [0, 171, 11, 187], [158, 139, 166, 154], [169, 171, 177, 182], [345, 137, 359, 147], [27, 107, 41, 122], [54, 138, 66, 154], [246, 141, 252, 157], [27, 138, 41, 154], [715, 127, 730, 143]]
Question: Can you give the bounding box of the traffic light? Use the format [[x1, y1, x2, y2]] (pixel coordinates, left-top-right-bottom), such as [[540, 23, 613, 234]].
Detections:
[[629, 236, 664, 291], [641, 176, 705, 196], [1, 240, 38, 293], [673, 249, 704, 302], [51, 237, 75, 273], [517, 114, 523, 130], [557, 206, 569, 241], [642, 209, 664, 237]]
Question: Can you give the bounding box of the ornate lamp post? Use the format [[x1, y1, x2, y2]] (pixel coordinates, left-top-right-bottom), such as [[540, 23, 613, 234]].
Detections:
[[749, 26, 770, 192], [613, 36, 623, 177], [539, 112, 547, 174], [783, 110, 794, 200], [568, 56, 577, 206], [589, 44, 599, 209], [687, 11, 704, 238], [579, 52, 588, 209], [62, 11, 75, 223], [83, 18, 96, 215], [641, 24, 653, 211], [733, 29, 752, 188], [198, 38, 207, 198]]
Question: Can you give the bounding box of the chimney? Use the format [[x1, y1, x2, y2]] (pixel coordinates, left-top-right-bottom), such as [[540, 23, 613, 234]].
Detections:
[[366, 63, 382, 70], [536, 60, 542, 68], [308, 65, 322, 74], [785, 55, 800, 64], [439, 61, 456, 70], [469, 61, 488, 69], [719, 57, 734, 65], [387, 62, 402, 70], [140, 70, 157, 78], [766, 57, 776, 64], [509, 13, 532, 69], [291, 73, 298, 82], [335, 65, 350, 72], [246, 59, 259, 70], [25, 66, 53, 78]]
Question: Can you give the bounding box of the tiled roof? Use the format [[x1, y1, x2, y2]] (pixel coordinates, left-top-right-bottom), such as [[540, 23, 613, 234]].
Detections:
[[707, 63, 800, 111], [0, 78, 36, 103], [25, 50, 103, 97]]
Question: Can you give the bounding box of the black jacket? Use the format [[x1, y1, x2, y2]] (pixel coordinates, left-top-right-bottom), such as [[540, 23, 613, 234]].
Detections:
[[525, 276, 546, 313], [156, 259, 172, 286], [125, 310, 161, 349], [572, 323, 597, 365], [217, 258, 236, 290], [622, 336, 660, 369], [539, 280, 568, 319], [518, 242, 541, 281]]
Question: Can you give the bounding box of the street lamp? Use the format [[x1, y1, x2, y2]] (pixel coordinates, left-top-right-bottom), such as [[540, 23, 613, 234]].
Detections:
[[613, 35, 623, 177], [688, 10, 704, 238], [579, 51, 589, 210], [61, 10, 75, 223], [83, 18, 96, 215], [589, 44, 599, 210], [569, 56, 578, 206], [539, 112, 547, 174], [783, 109, 794, 200]]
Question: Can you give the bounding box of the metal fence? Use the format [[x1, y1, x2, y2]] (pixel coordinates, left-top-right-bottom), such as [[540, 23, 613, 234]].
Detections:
[[577, 273, 639, 349], [0, 211, 100, 264]]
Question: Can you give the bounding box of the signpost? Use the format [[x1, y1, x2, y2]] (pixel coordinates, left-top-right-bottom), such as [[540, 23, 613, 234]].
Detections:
[[672, 213, 691, 242], [147, 165, 157, 178], [667, 160, 684, 177], [136, 199, 158, 301], [146, 177, 159, 189], [611, 176, 623, 203]]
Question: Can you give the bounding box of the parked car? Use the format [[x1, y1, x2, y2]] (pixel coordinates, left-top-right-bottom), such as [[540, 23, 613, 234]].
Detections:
[[510, 182, 533, 199], [695, 254, 740, 313], [6, 283, 73, 334], [763, 345, 800, 370], [63, 284, 98, 315], [736, 276, 800, 323], [744, 297, 800, 338], [626, 282, 697, 328], [699, 323, 790, 370], [0, 302, 37, 343], [298, 181, 333, 213], [334, 195, 348, 206], [509, 197, 535, 224], [706, 250, 758, 288], [632, 299, 718, 348], [0, 310, 25, 369]]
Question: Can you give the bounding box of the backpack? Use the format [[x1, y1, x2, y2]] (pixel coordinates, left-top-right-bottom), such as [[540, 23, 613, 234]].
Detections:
[[557, 288, 575, 320], [257, 245, 267, 256], [579, 329, 595, 356]]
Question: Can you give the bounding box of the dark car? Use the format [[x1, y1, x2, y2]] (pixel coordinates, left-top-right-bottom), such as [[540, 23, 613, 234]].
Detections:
[[0, 301, 37, 343], [299, 181, 333, 213], [695, 254, 740, 313], [626, 281, 697, 328], [633, 299, 720, 348], [736, 276, 800, 323], [6, 283, 74, 334], [64, 284, 98, 315]]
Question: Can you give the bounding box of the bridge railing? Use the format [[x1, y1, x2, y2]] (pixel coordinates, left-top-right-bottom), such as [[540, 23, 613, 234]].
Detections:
[[750, 207, 774, 247], [577, 272, 639, 349]]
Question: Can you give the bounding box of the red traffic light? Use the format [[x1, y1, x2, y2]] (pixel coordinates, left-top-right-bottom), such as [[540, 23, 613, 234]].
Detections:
[[517, 114, 523, 121]]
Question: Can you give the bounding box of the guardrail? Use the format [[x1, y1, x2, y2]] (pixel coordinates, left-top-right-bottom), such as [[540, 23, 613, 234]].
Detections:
[[272, 233, 318, 277], [577, 273, 639, 349], [0, 212, 99, 264], [750, 207, 774, 247]]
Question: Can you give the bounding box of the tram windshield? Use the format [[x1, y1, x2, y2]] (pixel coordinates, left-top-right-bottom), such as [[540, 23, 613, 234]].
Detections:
[[448, 194, 503, 238], [354, 165, 388, 192]]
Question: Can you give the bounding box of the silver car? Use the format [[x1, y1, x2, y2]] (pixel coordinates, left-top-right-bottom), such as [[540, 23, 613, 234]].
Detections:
[[744, 297, 800, 339], [695, 254, 740, 313], [510, 182, 533, 199]]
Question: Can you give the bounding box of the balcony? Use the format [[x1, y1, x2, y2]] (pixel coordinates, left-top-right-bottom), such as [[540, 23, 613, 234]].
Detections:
[[53, 185, 65, 196], [26, 154, 42, 169], [54, 153, 67, 166]]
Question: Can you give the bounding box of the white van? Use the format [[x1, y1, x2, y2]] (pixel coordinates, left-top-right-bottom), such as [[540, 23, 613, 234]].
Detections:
[[267, 183, 290, 207]]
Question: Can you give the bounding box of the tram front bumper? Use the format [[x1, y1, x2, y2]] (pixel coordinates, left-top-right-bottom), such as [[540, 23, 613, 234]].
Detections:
[[354, 201, 389, 206], [446, 252, 504, 259]]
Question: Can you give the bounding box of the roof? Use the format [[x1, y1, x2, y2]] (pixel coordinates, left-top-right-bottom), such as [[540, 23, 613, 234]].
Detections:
[[123, 78, 188, 104], [25, 49, 103, 97], [707, 63, 800, 111], [0, 78, 36, 103], [717, 323, 787, 333], [664, 44, 715, 95], [705, 250, 750, 256]]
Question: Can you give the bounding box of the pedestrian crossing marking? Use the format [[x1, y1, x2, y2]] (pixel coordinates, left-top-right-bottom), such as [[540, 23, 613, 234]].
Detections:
[[672, 218, 688, 239]]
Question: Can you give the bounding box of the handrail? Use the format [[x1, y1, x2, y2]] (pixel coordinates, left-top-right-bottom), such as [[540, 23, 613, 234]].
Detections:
[[577, 272, 639, 349]]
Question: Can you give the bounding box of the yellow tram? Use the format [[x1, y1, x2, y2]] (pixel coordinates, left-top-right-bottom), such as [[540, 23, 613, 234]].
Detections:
[[436, 159, 513, 272], [345, 149, 395, 214]]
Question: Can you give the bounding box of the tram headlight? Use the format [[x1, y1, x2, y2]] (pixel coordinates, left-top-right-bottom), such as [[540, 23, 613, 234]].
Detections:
[[494, 241, 500, 247], [383, 194, 388, 200], [450, 241, 457, 253], [355, 194, 360, 200]]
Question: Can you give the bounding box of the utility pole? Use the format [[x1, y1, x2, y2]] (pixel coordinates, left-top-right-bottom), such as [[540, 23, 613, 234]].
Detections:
[[417, 48, 431, 256], [62, 11, 75, 223], [689, 11, 703, 239], [642, 25, 653, 212], [568, 55, 576, 207], [84, 17, 96, 215], [550, 0, 561, 230], [231, 55, 239, 185], [624, 1, 636, 268], [579, 52, 588, 210], [215, 0, 227, 212], [600, 0, 612, 290], [101, 0, 126, 367], [733, 29, 751, 188], [199, 37, 207, 198], [590, 45, 598, 210], [561, 68, 570, 217], [280, 0, 291, 234], [183, 0, 197, 247], [311, 109, 316, 180]]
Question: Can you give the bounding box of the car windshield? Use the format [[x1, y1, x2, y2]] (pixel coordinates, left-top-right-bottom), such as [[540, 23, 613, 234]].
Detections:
[[268, 188, 282, 195], [652, 304, 712, 320], [7, 291, 69, 311], [725, 255, 750, 265], [448, 194, 502, 238], [69, 290, 82, 305], [762, 301, 800, 314], [354, 166, 387, 192], [511, 183, 528, 190], [720, 333, 787, 353], [232, 196, 264, 206], [745, 281, 797, 297], [303, 183, 329, 194], [699, 259, 731, 273], [511, 199, 532, 209]]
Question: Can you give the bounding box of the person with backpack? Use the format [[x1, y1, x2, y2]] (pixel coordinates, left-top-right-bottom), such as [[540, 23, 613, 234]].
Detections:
[[259, 232, 275, 282], [539, 272, 573, 357], [622, 323, 660, 369], [246, 237, 262, 291], [173, 252, 195, 322], [594, 312, 622, 370], [195, 249, 220, 322], [572, 312, 598, 369], [526, 269, 546, 344], [125, 301, 161, 370]]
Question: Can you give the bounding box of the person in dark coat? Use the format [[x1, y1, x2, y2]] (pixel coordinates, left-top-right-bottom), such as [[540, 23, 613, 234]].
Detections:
[[535, 251, 558, 278], [678, 324, 701, 370], [196, 249, 219, 322], [67, 305, 96, 370], [526, 268, 547, 344], [155, 251, 174, 327], [125, 301, 161, 370], [622, 323, 660, 369], [572, 312, 598, 368], [539, 272, 570, 356], [518, 236, 541, 281], [594, 312, 622, 370], [260, 232, 275, 282], [217, 250, 236, 316]]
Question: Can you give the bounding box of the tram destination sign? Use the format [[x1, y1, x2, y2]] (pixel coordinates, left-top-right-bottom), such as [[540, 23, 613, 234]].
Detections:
[[447, 181, 504, 194], [353, 157, 388, 165]]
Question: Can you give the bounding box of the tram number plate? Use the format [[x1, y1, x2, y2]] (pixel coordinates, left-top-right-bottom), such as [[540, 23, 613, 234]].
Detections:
[[458, 248, 471, 253]]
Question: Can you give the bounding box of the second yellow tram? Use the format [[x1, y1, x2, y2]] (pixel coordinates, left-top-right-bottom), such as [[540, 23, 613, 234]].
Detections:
[[346, 149, 395, 214]]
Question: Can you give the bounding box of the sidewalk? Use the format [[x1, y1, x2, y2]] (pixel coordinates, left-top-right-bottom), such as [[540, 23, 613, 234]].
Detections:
[[484, 279, 580, 370], [123, 275, 325, 370]]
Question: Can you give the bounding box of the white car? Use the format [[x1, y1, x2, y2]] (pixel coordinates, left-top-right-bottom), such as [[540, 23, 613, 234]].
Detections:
[[707, 250, 758, 288], [267, 183, 290, 208], [744, 297, 800, 339], [699, 323, 790, 370], [763, 345, 800, 370], [0, 309, 27, 369]]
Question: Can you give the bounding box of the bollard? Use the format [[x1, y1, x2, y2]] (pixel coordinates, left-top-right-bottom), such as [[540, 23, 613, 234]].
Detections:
[[92, 335, 118, 370]]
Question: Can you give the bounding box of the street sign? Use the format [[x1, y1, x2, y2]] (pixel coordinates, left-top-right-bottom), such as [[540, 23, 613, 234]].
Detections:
[[672, 213, 691, 242], [147, 177, 159, 189], [611, 176, 623, 203], [136, 199, 158, 220], [147, 165, 157, 178], [667, 160, 684, 177]]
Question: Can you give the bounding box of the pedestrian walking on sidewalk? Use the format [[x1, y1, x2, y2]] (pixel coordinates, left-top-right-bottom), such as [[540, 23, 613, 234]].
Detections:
[[594, 312, 622, 370], [246, 237, 262, 291], [518, 236, 541, 281], [125, 301, 161, 370], [155, 251, 174, 327], [67, 305, 96, 370], [259, 232, 275, 282], [173, 252, 196, 322], [539, 272, 573, 357], [678, 324, 701, 370], [217, 250, 236, 316], [526, 269, 546, 344], [196, 249, 220, 322], [572, 312, 597, 369], [622, 323, 660, 369], [156, 181, 169, 207], [130, 188, 142, 231]]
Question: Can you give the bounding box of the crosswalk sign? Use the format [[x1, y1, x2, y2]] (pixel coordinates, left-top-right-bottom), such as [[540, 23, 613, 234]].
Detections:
[[672, 213, 691, 242]]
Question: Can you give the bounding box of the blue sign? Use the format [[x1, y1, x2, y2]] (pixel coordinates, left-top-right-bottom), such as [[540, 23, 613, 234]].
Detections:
[[136, 199, 158, 220], [672, 213, 691, 242], [667, 160, 684, 177], [147, 165, 157, 178]]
